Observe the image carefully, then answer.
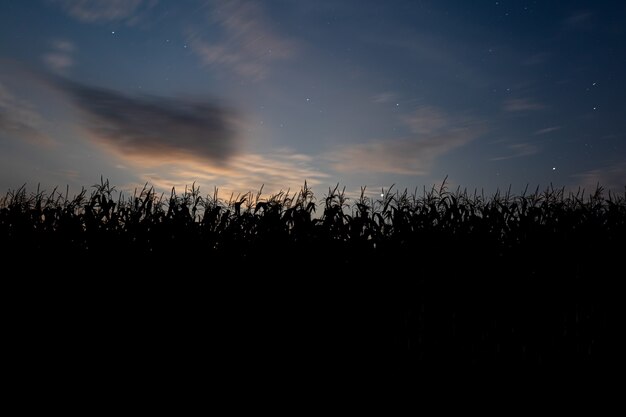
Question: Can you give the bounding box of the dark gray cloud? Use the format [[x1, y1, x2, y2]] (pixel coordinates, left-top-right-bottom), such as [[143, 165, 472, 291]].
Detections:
[[57, 79, 239, 164]]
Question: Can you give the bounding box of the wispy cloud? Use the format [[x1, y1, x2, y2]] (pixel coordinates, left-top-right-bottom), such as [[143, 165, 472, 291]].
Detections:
[[43, 39, 75, 73], [51, 39, 75, 53], [327, 106, 486, 175], [564, 11, 593, 29], [491, 142, 539, 161], [51, 0, 148, 22], [363, 29, 487, 88], [0, 82, 53, 146], [402, 105, 450, 135], [187, 0, 296, 80], [135, 150, 329, 197], [571, 161, 626, 192], [371, 92, 397, 104], [43, 54, 73, 72], [503, 98, 547, 112], [523, 52, 550, 66], [55, 79, 240, 164], [534, 126, 561, 135]]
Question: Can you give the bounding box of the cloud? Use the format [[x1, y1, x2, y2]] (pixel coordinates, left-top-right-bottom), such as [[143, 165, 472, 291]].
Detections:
[[0, 82, 54, 146], [503, 98, 547, 112], [362, 30, 487, 88], [55, 79, 240, 164], [43, 39, 75, 73], [52, 0, 146, 22], [371, 92, 397, 104], [490, 142, 539, 161], [43, 54, 73, 72], [187, 0, 296, 80], [534, 126, 561, 135], [564, 11, 593, 28], [327, 106, 486, 176], [50, 39, 75, 53], [134, 150, 329, 197], [523, 52, 550, 66], [402, 106, 450, 135], [571, 161, 626, 192], [14, 68, 326, 196]]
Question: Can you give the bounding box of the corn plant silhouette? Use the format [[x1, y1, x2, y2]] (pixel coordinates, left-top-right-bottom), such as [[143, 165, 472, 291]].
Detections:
[[1, 178, 624, 363]]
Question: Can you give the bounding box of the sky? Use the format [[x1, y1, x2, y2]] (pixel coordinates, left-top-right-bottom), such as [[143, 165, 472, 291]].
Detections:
[[1, 0, 625, 199]]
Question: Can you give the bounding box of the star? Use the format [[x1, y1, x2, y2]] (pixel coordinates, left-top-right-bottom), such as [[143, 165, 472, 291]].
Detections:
[[552, 167, 556, 171]]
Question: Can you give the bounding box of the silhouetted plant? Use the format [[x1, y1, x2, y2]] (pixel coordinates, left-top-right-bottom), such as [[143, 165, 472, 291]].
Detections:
[[2, 179, 624, 362]]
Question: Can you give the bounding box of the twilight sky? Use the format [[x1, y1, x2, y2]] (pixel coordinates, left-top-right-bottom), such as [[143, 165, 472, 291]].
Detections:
[[1, 0, 625, 197]]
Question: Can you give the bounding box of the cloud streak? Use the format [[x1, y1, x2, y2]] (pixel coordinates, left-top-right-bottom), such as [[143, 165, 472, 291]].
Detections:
[[371, 92, 398, 104], [187, 0, 296, 80], [572, 161, 626, 192], [0, 82, 53, 146], [56, 79, 240, 164], [52, 0, 146, 22], [503, 98, 547, 112], [134, 150, 329, 198], [564, 11, 593, 29], [402, 106, 450, 135], [490, 142, 539, 161], [327, 106, 486, 175], [534, 126, 561, 135], [43, 39, 75, 73]]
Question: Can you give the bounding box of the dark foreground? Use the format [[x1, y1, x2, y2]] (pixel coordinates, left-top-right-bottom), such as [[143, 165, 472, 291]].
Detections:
[[2, 181, 624, 368]]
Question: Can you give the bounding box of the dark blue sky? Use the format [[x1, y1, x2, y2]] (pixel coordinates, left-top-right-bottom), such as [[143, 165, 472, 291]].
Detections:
[[1, 0, 625, 197]]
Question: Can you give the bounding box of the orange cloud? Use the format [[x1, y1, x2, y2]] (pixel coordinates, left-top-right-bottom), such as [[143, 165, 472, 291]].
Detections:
[[125, 151, 329, 198]]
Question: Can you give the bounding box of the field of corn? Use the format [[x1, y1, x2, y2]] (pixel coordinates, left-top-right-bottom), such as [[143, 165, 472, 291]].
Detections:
[[2, 178, 625, 365]]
